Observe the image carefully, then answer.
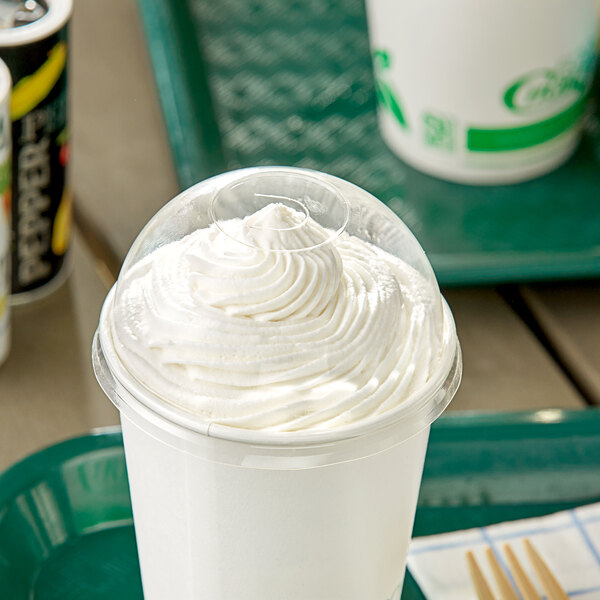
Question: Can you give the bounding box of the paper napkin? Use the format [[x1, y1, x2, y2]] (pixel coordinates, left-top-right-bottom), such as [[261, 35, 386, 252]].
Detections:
[[407, 502, 600, 600]]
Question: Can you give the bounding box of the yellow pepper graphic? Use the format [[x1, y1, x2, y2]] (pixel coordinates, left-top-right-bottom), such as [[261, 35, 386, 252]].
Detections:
[[52, 186, 72, 256], [11, 41, 67, 121]]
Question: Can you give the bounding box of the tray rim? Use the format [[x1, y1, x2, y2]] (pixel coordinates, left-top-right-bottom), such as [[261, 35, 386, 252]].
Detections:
[[137, 0, 224, 188], [2, 410, 600, 505], [0, 426, 124, 506]]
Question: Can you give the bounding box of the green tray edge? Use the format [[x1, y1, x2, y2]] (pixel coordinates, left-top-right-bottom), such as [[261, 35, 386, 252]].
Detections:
[[431, 250, 600, 287], [0, 427, 124, 505], [2, 409, 599, 503], [136, 0, 224, 188]]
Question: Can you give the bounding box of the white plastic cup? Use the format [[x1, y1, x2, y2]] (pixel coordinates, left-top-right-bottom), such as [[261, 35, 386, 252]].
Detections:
[[93, 168, 462, 600], [365, 0, 598, 184]]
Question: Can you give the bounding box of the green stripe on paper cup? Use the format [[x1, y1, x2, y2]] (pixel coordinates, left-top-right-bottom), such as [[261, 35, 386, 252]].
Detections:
[[375, 80, 408, 129], [467, 97, 587, 152]]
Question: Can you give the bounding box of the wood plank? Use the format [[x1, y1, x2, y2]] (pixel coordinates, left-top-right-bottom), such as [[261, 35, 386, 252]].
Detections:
[[443, 289, 584, 412], [71, 0, 180, 262], [521, 282, 600, 405], [0, 232, 118, 471]]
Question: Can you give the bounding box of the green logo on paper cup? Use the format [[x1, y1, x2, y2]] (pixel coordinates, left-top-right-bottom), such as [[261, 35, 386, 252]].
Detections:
[[503, 47, 595, 115], [467, 46, 595, 152], [373, 49, 409, 130], [423, 112, 456, 152]]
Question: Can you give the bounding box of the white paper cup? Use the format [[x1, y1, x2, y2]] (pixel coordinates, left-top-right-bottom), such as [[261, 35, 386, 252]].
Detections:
[[365, 0, 598, 184], [92, 168, 462, 600]]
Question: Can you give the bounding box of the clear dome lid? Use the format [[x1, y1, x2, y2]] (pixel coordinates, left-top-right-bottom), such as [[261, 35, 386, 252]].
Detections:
[[119, 167, 442, 306], [97, 167, 459, 448]]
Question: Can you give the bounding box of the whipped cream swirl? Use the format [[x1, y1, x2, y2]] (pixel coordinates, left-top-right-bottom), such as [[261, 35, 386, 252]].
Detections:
[[110, 204, 442, 432]]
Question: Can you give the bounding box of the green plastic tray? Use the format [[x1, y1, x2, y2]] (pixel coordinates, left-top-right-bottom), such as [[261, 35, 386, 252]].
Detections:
[[137, 0, 600, 286], [1, 411, 600, 599]]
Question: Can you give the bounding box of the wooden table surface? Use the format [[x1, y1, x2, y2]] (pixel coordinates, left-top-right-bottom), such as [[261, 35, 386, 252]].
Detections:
[[0, 0, 598, 471]]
